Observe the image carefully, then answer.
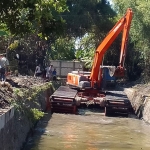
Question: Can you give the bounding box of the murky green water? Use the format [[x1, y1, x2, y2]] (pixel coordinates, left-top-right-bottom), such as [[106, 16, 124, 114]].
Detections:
[[24, 110, 150, 150]]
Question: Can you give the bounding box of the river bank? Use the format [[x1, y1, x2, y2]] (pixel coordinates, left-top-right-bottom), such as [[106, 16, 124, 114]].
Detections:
[[0, 75, 56, 150], [123, 83, 150, 124]]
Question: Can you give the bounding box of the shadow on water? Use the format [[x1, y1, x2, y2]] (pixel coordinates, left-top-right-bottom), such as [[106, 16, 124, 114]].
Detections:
[[22, 111, 52, 150], [22, 80, 66, 150], [77, 104, 137, 119]]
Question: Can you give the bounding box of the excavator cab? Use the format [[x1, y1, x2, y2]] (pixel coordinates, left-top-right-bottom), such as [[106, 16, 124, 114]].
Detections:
[[101, 66, 116, 89], [67, 66, 117, 90]]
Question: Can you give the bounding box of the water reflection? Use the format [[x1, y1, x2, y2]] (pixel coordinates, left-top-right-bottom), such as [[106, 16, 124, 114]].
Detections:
[[23, 111, 150, 150]]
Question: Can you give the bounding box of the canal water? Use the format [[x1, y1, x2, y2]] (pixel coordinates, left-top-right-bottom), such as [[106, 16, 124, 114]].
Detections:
[[23, 109, 150, 150]]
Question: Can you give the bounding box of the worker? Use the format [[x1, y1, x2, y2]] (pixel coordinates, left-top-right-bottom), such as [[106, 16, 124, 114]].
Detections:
[[0, 54, 9, 81], [45, 64, 53, 81], [34, 64, 42, 77], [52, 68, 57, 81]]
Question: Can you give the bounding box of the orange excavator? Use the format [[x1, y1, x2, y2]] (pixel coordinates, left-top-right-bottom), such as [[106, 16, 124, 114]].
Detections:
[[50, 8, 133, 116]]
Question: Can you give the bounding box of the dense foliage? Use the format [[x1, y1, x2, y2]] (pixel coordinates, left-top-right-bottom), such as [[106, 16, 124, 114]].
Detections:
[[0, 0, 67, 36], [112, 0, 150, 81]]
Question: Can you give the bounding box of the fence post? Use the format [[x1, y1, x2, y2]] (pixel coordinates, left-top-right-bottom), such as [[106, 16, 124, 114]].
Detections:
[[73, 61, 75, 71], [60, 61, 62, 77]]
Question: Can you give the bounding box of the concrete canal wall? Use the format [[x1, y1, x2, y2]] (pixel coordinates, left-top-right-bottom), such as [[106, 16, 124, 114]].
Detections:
[[0, 83, 53, 150], [124, 86, 150, 124], [0, 107, 14, 150]]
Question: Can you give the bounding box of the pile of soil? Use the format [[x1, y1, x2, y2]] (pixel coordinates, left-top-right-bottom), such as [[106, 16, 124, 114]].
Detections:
[[7, 75, 44, 88], [0, 75, 45, 109]]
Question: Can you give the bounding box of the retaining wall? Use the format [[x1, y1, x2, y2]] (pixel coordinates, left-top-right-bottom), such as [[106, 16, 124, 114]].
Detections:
[[0, 83, 53, 150], [124, 87, 150, 124]]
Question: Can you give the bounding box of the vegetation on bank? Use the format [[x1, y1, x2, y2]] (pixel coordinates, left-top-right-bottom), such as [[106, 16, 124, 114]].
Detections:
[[11, 82, 53, 126], [0, 0, 149, 82], [9, 79, 62, 126]]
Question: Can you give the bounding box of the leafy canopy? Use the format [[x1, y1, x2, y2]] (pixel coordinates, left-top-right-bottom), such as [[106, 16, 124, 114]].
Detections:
[[0, 0, 68, 36]]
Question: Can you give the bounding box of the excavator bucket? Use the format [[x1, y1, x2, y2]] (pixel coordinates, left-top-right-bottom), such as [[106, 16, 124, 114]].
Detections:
[[113, 66, 125, 77]]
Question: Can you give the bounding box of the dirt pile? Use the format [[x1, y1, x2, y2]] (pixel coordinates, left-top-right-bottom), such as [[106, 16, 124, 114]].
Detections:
[[0, 75, 45, 109]]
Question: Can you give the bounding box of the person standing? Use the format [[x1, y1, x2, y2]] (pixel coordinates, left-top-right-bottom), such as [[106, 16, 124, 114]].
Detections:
[[34, 64, 42, 77], [45, 64, 53, 81], [0, 54, 9, 81], [52, 68, 57, 81]]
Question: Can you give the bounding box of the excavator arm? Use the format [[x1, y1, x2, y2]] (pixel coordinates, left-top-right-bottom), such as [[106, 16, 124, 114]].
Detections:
[[90, 8, 133, 88]]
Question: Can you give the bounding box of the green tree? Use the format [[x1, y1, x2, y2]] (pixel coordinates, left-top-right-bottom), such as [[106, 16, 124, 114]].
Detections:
[[63, 0, 117, 68], [51, 37, 76, 60], [0, 0, 119, 75], [0, 0, 68, 36], [112, 0, 150, 81], [63, 0, 116, 38]]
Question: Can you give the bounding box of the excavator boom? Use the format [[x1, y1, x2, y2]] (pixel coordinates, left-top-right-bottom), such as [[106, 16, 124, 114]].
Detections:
[[90, 8, 133, 87]]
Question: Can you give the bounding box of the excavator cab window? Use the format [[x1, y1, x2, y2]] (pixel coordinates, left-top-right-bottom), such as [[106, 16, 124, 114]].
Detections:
[[102, 67, 116, 89]]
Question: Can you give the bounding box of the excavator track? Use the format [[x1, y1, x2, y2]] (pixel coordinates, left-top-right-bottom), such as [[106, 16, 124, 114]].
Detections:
[[105, 91, 131, 116], [50, 86, 77, 114]]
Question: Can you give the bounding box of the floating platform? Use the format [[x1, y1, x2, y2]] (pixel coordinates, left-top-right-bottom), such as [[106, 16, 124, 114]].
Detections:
[[50, 86, 77, 114], [50, 86, 131, 116]]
